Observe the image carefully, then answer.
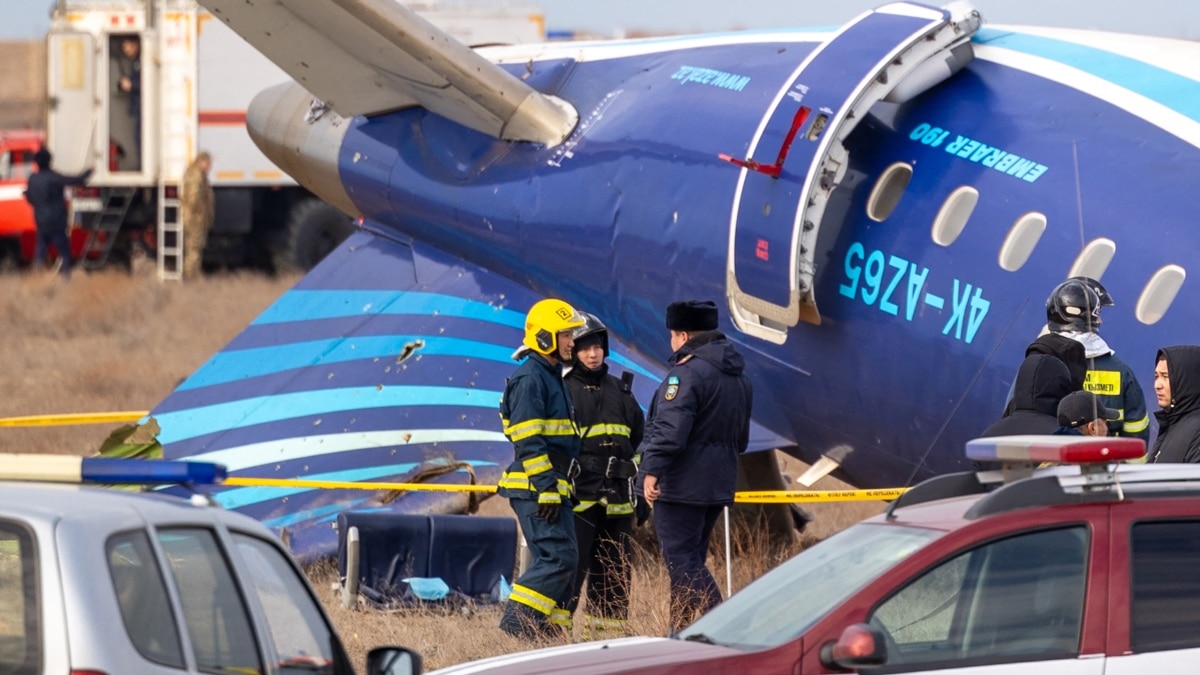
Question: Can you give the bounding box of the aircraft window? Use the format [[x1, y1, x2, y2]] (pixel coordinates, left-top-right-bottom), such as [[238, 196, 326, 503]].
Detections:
[[998, 211, 1047, 272], [866, 162, 912, 222], [1068, 238, 1116, 280], [930, 186, 978, 247], [1136, 264, 1186, 325]]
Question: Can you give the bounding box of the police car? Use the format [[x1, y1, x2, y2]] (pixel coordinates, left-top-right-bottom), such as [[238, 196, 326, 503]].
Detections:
[[0, 454, 413, 675], [391, 435, 1200, 674]]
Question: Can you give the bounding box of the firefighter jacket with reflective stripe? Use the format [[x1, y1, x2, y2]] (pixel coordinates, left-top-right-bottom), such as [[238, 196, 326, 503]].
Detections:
[[498, 352, 580, 504], [1084, 352, 1150, 442], [565, 362, 645, 514]]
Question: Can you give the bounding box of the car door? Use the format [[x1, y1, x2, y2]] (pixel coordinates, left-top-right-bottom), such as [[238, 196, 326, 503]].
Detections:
[[1102, 498, 1200, 673], [798, 516, 1109, 674]]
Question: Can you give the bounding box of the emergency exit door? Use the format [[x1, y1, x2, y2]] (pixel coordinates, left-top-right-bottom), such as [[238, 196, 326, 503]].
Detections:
[[725, 1, 978, 344]]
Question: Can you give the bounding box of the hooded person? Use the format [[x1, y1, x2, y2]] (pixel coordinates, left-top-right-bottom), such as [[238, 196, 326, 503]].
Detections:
[[1001, 333, 1087, 417], [635, 299, 753, 633], [1149, 345, 1200, 463], [982, 352, 1075, 437]]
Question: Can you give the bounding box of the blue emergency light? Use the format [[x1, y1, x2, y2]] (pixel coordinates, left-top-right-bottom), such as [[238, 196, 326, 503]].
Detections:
[[0, 454, 226, 485], [966, 435, 1145, 465]]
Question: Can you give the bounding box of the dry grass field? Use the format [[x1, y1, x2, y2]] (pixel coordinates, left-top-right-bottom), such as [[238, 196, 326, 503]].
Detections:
[[0, 267, 886, 673]]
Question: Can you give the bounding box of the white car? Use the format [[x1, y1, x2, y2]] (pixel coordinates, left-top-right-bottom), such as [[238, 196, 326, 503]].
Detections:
[[0, 455, 414, 675]]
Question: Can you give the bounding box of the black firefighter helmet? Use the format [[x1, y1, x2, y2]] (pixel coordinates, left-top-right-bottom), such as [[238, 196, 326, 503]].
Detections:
[[572, 311, 609, 356], [1046, 277, 1105, 332]]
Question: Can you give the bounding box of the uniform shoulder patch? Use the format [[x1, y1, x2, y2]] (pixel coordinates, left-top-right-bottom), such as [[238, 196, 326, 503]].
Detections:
[[665, 383, 679, 401], [667, 375, 680, 385]]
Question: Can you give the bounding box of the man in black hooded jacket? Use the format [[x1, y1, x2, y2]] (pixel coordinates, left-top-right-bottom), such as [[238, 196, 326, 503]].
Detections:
[[637, 299, 752, 633], [983, 352, 1075, 437], [1149, 345, 1200, 463]]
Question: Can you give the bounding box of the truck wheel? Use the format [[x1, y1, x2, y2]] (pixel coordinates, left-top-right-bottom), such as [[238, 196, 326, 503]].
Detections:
[[276, 199, 355, 273]]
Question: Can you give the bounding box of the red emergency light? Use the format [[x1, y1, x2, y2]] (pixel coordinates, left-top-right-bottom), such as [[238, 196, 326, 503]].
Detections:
[[966, 435, 1146, 465]]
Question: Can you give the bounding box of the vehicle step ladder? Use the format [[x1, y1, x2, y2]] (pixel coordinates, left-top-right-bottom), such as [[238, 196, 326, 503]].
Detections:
[[79, 187, 137, 271], [157, 181, 183, 281]]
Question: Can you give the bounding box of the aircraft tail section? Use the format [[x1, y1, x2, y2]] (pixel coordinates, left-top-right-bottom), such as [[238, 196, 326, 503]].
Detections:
[[200, 0, 578, 145], [152, 229, 789, 557]]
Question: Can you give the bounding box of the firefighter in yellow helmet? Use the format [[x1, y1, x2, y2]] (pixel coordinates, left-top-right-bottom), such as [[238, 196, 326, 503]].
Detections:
[[498, 298, 585, 639]]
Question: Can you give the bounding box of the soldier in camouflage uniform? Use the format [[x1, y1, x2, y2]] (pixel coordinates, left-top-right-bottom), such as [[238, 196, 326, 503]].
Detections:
[[181, 152, 214, 279]]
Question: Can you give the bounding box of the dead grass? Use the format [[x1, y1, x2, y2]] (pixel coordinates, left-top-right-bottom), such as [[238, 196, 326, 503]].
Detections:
[[0, 267, 887, 672]]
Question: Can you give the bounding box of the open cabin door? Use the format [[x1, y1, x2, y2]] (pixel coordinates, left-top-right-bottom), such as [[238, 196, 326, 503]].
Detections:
[[46, 32, 97, 176], [725, 1, 979, 344]]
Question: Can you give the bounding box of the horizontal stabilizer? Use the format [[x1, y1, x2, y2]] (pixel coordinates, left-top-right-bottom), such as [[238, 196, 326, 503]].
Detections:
[[200, 0, 578, 145]]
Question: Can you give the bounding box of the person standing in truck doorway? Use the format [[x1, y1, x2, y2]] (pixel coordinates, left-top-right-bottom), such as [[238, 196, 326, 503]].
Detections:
[[181, 152, 214, 279], [113, 35, 142, 169]]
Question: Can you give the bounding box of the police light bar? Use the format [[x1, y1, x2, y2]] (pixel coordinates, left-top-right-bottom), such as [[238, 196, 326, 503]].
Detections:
[[0, 454, 226, 485], [966, 435, 1145, 465]]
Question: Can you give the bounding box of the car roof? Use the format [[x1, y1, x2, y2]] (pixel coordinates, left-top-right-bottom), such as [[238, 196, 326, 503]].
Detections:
[[0, 480, 271, 535]]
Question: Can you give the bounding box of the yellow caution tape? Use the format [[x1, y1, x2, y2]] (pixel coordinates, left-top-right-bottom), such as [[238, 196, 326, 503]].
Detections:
[[0, 411, 150, 427], [735, 488, 908, 503], [223, 476, 498, 493], [222, 477, 905, 502]]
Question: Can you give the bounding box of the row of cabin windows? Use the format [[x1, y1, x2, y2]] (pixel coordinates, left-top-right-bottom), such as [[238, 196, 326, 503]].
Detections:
[[866, 162, 1185, 325]]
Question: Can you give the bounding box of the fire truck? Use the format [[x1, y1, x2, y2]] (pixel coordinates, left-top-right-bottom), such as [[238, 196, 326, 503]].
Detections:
[[0, 128, 96, 269], [44, 0, 545, 278]]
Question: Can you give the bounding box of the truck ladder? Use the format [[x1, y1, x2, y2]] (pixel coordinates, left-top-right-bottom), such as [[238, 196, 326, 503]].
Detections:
[[156, 181, 183, 281], [79, 187, 137, 271]]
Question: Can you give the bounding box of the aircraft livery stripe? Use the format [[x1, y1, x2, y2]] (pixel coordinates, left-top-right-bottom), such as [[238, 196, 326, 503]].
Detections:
[[251, 290, 526, 328], [191, 429, 508, 472], [178, 336, 518, 390], [215, 459, 497, 512], [185, 335, 656, 392], [975, 28, 1200, 123], [154, 386, 502, 445]]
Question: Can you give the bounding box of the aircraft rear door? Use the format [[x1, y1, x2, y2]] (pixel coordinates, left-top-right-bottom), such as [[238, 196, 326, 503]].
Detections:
[[46, 32, 97, 175], [726, 2, 979, 344]]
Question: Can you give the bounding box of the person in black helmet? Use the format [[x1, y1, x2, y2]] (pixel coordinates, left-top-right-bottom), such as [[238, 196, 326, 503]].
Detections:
[[562, 312, 645, 637], [1046, 277, 1150, 443]]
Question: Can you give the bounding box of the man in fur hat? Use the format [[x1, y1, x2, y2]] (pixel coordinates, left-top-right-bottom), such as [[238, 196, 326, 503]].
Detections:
[[636, 299, 752, 633]]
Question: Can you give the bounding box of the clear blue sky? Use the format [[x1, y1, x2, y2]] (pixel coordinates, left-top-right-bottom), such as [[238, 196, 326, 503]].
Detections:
[[6, 1, 1200, 40]]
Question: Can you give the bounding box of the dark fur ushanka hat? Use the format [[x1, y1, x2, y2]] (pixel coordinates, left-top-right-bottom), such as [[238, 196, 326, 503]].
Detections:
[[665, 300, 718, 332]]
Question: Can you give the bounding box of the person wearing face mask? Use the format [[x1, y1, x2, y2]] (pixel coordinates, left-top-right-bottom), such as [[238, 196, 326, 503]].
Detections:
[[562, 312, 645, 637]]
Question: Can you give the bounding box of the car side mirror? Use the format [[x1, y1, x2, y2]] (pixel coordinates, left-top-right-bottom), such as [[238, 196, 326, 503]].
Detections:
[[366, 646, 423, 675], [819, 623, 888, 670]]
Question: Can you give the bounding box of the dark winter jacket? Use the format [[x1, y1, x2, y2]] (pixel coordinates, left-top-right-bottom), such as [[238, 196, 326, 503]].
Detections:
[[497, 352, 580, 504], [564, 362, 645, 515], [24, 167, 92, 232], [1086, 351, 1150, 441], [1150, 345, 1200, 463], [1002, 334, 1087, 417], [636, 331, 752, 506], [982, 353, 1074, 437]]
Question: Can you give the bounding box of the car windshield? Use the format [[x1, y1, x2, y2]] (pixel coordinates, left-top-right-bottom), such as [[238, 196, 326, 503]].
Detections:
[[677, 522, 941, 649]]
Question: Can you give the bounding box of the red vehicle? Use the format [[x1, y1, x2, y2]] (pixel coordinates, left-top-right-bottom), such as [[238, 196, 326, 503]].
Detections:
[[0, 129, 90, 268], [389, 436, 1200, 675]]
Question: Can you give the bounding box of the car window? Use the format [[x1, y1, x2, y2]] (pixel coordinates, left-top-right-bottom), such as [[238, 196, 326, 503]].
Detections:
[[0, 521, 39, 675], [1130, 520, 1200, 652], [157, 528, 263, 673], [107, 531, 185, 668], [232, 533, 339, 672], [870, 526, 1088, 670], [680, 523, 941, 648]]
